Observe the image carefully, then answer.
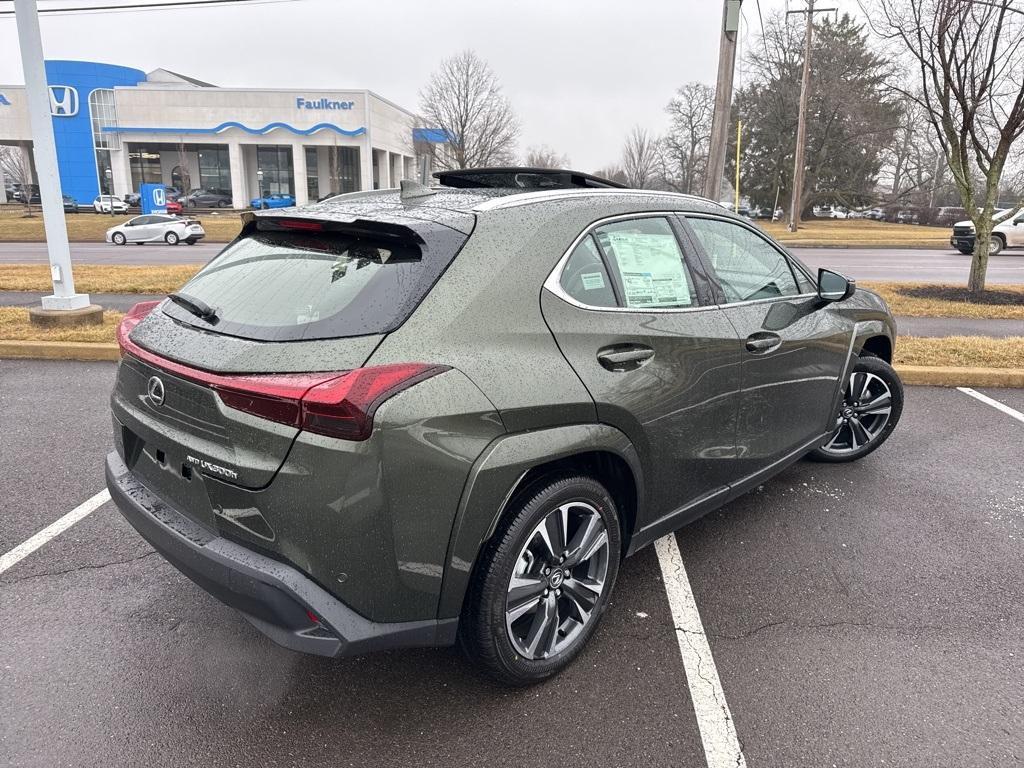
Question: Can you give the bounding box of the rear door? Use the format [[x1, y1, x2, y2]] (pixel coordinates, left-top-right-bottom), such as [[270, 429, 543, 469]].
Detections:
[[682, 214, 852, 478], [540, 214, 743, 528]]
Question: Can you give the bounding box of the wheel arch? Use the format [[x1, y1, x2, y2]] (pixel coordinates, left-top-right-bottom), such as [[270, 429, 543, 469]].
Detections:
[[437, 423, 643, 620], [860, 334, 892, 363]]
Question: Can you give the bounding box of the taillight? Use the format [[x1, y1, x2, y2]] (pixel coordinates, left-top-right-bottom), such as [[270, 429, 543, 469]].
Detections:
[[117, 313, 446, 440], [214, 363, 446, 441], [117, 300, 161, 353]]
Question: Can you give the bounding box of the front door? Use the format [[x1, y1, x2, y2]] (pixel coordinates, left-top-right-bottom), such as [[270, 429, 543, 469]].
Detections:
[[682, 215, 853, 478], [124, 216, 152, 242], [541, 214, 743, 530]]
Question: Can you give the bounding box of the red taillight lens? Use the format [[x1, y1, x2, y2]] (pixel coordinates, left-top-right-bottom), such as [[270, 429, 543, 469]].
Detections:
[[117, 300, 161, 353], [213, 363, 446, 441], [300, 363, 445, 440], [119, 319, 447, 442]]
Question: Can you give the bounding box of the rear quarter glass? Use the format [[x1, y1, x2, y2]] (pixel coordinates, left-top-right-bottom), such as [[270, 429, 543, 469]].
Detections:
[[161, 222, 470, 342]]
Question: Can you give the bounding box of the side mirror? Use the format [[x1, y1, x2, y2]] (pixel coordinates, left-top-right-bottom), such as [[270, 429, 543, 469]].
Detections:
[[817, 268, 855, 303]]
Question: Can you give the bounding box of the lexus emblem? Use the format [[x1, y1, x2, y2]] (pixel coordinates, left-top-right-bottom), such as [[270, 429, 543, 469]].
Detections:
[[147, 376, 165, 407]]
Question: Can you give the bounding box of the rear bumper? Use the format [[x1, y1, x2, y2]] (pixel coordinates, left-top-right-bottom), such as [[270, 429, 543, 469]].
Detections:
[[105, 452, 457, 657]]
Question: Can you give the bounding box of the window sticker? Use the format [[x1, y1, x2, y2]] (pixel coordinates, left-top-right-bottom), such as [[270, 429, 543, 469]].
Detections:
[[580, 271, 606, 291], [605, 233, 691, 308]]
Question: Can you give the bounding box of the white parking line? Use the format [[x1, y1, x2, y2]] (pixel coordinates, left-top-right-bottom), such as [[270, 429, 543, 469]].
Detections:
[[655, 535, 747, 768], [957, 387, 1024, 425], [0, 489, 110, 576]]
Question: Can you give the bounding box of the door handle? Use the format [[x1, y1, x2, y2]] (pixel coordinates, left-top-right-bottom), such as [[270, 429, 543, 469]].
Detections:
[[597, 345, 655, 371], [745, 333, 782, 354]]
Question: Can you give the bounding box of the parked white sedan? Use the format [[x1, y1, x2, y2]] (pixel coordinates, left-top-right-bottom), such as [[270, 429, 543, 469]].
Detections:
[[93, 195, 129, 214], [106, 214, 205, 246]]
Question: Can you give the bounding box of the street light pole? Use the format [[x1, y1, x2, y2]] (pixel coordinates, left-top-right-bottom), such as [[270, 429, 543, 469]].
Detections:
[[704, 0, 742, 202], [13, 0, 90, 312]]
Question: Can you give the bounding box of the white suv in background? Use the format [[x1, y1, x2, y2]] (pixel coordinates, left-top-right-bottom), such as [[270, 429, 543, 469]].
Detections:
[[105, 214, 205, 246], [93, 195, 129, 214], [950, 210, 1024, 255]]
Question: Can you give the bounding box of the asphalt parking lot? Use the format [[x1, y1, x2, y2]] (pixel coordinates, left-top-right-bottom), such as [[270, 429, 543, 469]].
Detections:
[[1, 359, 1022, 768]]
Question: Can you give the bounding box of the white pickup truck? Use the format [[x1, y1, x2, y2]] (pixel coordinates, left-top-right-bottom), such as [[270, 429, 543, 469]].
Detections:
[[950, 209, 1024, 255]]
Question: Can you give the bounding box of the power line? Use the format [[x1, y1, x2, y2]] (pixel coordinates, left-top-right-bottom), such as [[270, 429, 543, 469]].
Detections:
[[0, 0, 305, 16]]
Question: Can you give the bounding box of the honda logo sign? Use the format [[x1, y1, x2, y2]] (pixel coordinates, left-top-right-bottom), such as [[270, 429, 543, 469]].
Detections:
[[48, 85, 79, 117]]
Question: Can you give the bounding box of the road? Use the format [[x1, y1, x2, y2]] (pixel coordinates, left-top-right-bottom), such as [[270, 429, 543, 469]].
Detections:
[[0, 242, 1023, 283], [2, 358, 1022, 767]]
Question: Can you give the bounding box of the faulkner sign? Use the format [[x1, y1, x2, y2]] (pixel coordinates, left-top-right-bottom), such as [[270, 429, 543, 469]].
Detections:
[[296, 97, 355, 111]]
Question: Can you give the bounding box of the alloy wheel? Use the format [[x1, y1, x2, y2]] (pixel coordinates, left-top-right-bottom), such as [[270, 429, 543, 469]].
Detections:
[[505, 501, 610, 660], [820, 371, 893, 454]]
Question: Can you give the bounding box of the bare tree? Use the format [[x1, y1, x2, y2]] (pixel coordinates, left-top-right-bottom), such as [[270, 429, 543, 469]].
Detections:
[[0, 145, 36, 216], [663, 82, 715, 194], [418, 50, 521, 170], [866, 0, 1024, 293], [621, 126, 663, 189], [524, 145, 570, 168], [593, 164, 628, 185]]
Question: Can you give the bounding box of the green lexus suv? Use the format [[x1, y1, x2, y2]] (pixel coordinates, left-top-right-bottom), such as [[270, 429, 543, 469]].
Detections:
[[106, 169, 903, 685]]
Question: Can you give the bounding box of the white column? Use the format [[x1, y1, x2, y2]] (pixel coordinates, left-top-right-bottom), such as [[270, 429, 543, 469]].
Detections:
[[110, 147, 131, 198], [359, 142, 373, 192], [0, 161, 7, 203], [228, 142, 247, 209], [13, 0, 88, 310], [292, 143, 308, 206]]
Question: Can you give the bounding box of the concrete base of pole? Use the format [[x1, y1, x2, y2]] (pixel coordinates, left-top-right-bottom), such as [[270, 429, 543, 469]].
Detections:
[[40, 292, 92, 311], [29, 304, 104, 327]]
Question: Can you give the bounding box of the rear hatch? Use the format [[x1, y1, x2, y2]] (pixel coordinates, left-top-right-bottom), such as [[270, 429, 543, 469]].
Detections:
[[111, 209, 473, 515]]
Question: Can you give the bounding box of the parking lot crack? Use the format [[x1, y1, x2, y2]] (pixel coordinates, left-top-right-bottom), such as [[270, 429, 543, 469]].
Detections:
[[710, 617, 959, 640], [0, 550, 157, 587]]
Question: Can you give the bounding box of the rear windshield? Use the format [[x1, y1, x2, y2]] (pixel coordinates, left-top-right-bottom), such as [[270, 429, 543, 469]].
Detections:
[[161, 222, 469, 341]]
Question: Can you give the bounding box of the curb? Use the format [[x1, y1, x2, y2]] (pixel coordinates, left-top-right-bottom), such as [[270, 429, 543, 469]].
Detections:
[[894, 364, 1024, 388], [1, 342, 1022, 387], [0, 340, 119, 362]]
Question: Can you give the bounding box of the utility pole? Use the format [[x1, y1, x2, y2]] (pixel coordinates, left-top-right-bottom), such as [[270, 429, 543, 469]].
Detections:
[[704, 0, 743, 202], [786, 0, 836, 232], [14, 0, 96, 322]]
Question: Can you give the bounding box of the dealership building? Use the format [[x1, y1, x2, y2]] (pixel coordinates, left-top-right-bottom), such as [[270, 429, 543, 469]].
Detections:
[[0, 60, 433, 208]]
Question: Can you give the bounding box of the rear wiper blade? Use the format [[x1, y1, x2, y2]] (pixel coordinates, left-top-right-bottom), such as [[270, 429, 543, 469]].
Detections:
[[167, 292, 218, 322]]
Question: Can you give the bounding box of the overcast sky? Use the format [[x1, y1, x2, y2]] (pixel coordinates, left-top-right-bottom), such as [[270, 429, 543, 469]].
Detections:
[[0, 0, 862, 171]]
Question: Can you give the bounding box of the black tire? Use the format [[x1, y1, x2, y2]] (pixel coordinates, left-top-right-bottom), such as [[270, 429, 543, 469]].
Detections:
[[808, 355, 904, 463], [989, 235, 1004, 256], [111, 232, 126, 246], [261, 202, 269, 210], [459, 474, 621, 686], [218, 200, 230, 208], [165, 232, 179, 245]]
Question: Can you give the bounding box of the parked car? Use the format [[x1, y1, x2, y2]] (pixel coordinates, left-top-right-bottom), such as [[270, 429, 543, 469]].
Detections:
[[94, 195, 129, 214], [185, 189, 233, 208], [830, 207, 849, 219], [936, 207, 967, 227], [11, 184, 40, 203], [865, 208, 886, 221], [895, 210, 919, 224], [950, 210, 1024, 255], [165, 199, 184, 215], [62, 195, 79, 213], [123, 192, 142, 208], [250, 192, 296, 209], [106, 214, 205, 246], [106, 174, 903, 686]]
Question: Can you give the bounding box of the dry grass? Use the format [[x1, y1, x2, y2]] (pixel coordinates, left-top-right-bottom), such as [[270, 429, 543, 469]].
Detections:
[[895, 336, 1024, 368], [760, 219, 948, 247], [0, 207, 242, 242], [0, 306, 123, 342], [862, 282, 1024, 320], [0, 264, 200, 294]]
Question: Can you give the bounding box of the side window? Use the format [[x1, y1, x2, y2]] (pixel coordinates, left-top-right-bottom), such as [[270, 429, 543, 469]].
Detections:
[[792, 262, 816, 294], [593, 217, 697, 309], [687, 217, 799, 303], [559, 235, 617, 308]]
